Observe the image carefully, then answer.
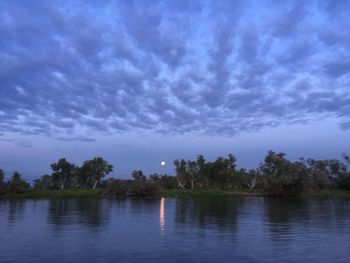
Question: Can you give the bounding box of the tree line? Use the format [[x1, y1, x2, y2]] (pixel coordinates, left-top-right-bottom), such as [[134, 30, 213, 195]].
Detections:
[[173, 151, 350, 196], [0, 157, 113, 196], [1, 151, 350, 197]]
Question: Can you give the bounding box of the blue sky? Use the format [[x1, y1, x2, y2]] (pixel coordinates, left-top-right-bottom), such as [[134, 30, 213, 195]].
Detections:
[[0, 0, 350, 179]]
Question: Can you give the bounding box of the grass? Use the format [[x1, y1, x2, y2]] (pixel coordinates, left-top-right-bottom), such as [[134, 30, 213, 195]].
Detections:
[[1, 188, 350, 199], [161, 189, 265, 197], [14, 189, 104, 199], [162, 189, 350, 199], [301, 189, 350, 199]]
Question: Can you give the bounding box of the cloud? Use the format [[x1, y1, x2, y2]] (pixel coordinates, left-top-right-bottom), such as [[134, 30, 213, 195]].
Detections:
[[0, 0, 350, 140], [324, 59, 350, 78]]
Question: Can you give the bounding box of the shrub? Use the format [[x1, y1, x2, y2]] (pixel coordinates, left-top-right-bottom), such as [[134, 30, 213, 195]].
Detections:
[[337, 174, 350, 190], [104, 179, 130, 198], [261, 151, 306, 196], [7, 172, 30, 194], [128, 181, 160, 197], [264, 173, 305, 196]]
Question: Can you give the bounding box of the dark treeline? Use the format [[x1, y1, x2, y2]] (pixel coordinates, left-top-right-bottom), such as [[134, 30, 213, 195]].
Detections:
[[0, 157, 113, 196], [1, 151, 350, 198], [173, 151, 350, 196]]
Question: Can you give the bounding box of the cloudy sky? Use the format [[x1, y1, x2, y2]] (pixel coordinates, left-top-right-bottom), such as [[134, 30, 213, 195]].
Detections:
[[1, 0, 350, 179]]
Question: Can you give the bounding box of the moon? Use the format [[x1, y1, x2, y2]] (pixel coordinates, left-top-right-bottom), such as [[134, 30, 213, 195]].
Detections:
[[160, 161, 166, 166]]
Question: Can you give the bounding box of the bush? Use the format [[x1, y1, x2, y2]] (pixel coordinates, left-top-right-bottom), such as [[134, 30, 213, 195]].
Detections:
[[261, 152, 306, 196], [104, 179, 130, 198], [337, 174, 350, 190], [264, 173, 305, 196], [7, 172, 30, 194], [104, 179, 160, 198], [149, 174, 178, 189], [128, 181, 160, 197]]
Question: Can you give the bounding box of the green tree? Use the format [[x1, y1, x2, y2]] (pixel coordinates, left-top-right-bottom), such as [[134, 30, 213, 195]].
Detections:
[[150, 173, 177, 189], [0, 169, 5, 195], [33, 174, 54, 190], [0, 169, 4, 186], [81, 157, 113, 189], [51, 158, 77, 189], [8, 171, 29, 194], [208, 154, 237, 189], [132, 170, 146, 181], [261, 151, 306, 196], [336, 154, 350, 190], [305, 159, 332, 189], [243, 169, 261, 190], [195, 155, 209, 188], [174, 159, 188, 189], [174, 154, 238, 190]]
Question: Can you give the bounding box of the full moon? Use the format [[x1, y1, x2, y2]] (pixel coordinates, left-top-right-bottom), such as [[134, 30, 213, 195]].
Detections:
[[160, 161, 166, 166]]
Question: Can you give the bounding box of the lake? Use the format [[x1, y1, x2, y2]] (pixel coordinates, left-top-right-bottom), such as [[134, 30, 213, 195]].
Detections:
[[0, 197, 349, 263]]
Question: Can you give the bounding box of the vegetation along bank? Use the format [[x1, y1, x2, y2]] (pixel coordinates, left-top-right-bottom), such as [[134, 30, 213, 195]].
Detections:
[[1, 151, 350, 198]]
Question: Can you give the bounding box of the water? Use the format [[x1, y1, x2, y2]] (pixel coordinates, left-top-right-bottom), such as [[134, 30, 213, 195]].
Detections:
[[0, 197, 349, 263]]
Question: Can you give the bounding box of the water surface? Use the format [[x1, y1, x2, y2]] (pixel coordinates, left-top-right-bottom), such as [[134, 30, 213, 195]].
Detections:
[[0, 197, 349, 263]]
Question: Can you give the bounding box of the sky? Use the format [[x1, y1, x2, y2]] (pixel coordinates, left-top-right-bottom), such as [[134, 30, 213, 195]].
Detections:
[[0, 0, 350, 180]]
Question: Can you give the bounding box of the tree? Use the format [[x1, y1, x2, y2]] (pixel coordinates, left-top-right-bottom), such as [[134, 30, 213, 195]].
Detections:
[[195, 155, 209, 188], [336, 154, 350, 190], [80, 157, 113, 189], [8, 171, 29, 194], [128, 180, 160, 197], [187, 160, 198, 189], [51, 158, 77, 189], [208, 154, 237, 189], [0, 169, 5, 195], [150, 173, 177, 189], [33, 174, 54, 190], [0, 169, 4, 186], [244, 169, 261, 190], [260, 151, 306, 196], [174, 159, 188, 189], [132, 170, 146, 181]]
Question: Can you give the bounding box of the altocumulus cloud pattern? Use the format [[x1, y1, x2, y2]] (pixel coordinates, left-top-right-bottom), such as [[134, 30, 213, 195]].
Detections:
[[0, 0, 350, 141]]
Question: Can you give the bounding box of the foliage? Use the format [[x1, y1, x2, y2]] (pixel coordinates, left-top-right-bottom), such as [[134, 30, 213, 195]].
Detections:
[[174, 154, 238, 190], [242, 169, 262, 190], [336, 154, 350, 190], [80, 157, 113, 189], [0, 169, 4, 185], [128, 180, 160, 197], [260, 151, 306, 196], [7, 172, 30, 194], [33, 174, 55, 190], [132, 170, 146, 181], [51, 158, 77, 189], [0, 169, 5, 195], [104, 179, 130, 197], [149, 173, 178, 189], [2, 151, 350, 198], [104, 178, 160, 198]]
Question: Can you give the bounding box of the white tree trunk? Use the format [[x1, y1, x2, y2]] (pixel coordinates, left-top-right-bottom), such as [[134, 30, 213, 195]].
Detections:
[[92, 180, 98, 189], [247, 176, 257, 190], [177, 177, 185, 189]]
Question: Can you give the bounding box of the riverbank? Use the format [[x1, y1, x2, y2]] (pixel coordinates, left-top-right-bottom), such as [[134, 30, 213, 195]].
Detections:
[[163, 189, 350, 198], [301, 189, 350, 199], [2, 189, 104, 199], [162, 189, 265, 197], [1, 188, 350, 199]]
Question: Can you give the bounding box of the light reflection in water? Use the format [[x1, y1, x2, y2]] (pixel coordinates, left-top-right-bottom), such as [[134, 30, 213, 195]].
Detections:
[[160, 197, 165, 235]]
